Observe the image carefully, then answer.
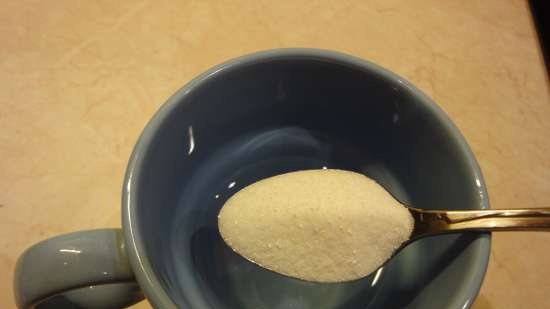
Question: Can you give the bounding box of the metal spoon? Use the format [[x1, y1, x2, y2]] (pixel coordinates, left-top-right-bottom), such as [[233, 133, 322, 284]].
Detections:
[[219, 170, 550, 283], [232, 206, 550, 282]]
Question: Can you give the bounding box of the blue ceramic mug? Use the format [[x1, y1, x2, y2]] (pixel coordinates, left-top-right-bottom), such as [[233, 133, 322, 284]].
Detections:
[[14, 49, 490, 309]]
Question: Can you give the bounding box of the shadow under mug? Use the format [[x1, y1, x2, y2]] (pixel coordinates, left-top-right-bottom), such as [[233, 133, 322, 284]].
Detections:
[[14, 49, 490, 309]]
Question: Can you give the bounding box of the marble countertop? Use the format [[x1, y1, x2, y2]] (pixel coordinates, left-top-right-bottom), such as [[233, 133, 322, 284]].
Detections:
[[1, 1, 549, 308]]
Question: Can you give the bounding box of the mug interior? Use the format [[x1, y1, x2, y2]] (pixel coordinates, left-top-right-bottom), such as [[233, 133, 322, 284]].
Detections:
[[125, 50, 490, 309]]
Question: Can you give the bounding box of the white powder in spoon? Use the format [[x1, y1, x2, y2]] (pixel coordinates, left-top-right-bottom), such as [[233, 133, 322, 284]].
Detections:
[[218, 169, 413, 283]]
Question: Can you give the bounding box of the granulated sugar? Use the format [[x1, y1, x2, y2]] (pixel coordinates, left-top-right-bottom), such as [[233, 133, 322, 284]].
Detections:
[[218, 169, 413, 283]]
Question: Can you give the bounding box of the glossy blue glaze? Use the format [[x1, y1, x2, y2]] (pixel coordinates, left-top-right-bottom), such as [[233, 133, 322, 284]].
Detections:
[[123, 49, 490, 309], [14, 229, 141, 309]]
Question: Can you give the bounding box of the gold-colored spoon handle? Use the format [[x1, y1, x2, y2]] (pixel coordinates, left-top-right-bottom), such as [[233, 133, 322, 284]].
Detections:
[[409, 208, 550, 239]]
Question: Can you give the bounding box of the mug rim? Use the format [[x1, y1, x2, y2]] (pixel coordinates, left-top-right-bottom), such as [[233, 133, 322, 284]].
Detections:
[[122, 48, 491, 309]]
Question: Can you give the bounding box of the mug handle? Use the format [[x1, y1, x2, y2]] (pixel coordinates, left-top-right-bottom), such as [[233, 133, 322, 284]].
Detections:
[[14, 228, 145, 309]]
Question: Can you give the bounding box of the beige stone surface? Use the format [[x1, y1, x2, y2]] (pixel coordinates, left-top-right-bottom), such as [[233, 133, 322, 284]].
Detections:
[[1, 1, 548, 308]]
